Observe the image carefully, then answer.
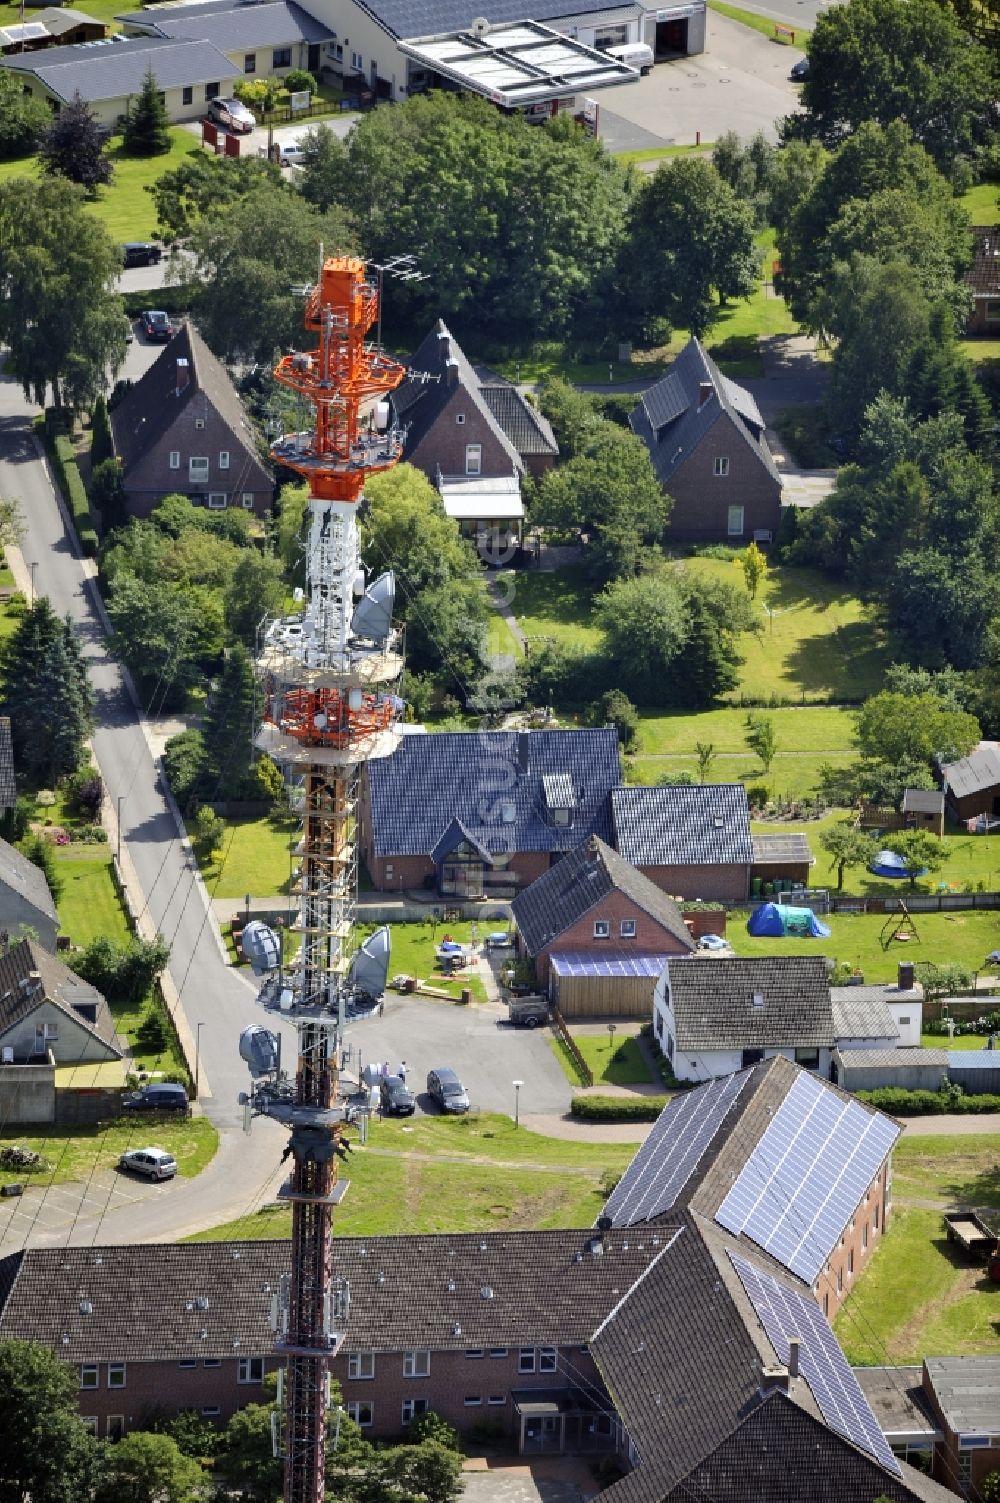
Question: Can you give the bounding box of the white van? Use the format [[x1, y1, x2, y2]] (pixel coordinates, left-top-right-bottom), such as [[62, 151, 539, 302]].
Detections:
[[607, 41, 655, 75]]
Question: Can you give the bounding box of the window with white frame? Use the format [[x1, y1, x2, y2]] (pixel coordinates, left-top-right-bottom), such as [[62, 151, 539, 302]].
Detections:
[[107, 1363, 126, 1390], [203, 1358, 221, 1368], [403, 1350, 430, 1378], [593, 920, 610, 939], [219, 450, 230, 469], [81, 1416, 98, 1436], [727, 504, 744, 536], [620, 919, 636, 938], [207, 493, 227, 509], [348, 1401, 374, 1427], [107, 1415, 125, 1441], [489, 1348, 508, 1358], [79, 1365, 98, 1390], [169, 451, 180, 469], [456, 413, 466, 425], [189, 456, 209, 483], [666, 1031, 675, 1060], [713, 457, 729, 477], [488, 1394, 506, 1406], [538, 1348, 557, 1373], [238, 1356, 265, 1384], [273, 46, 291, 67], [201, 1406, 220, 1418], [178, 1359, 197, 1369], [465, 443, 482, 476], [464, 1396, 483, 1407], [465, 1349, 484, 1360], [401, 1398, 428, 1425], [244, 52, 255, 73], [518, 1349, 535, 1374], [348, 1352, 375, 1381], [242, 493, 254, 509]]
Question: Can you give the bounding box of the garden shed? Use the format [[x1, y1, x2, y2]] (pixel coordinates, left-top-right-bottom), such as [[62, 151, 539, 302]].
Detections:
[[548, 952, 672, 1019]]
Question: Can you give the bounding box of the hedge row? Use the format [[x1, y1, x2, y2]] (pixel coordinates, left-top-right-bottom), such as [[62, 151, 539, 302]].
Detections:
[[38, 415, 98, 556], [570, 1094, 668, 1122], [122, 285, 195, 319], [855, 1087, 1000, 1115]]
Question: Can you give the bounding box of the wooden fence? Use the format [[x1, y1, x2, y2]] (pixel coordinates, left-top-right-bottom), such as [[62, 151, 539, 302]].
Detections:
[[550, 1005, 594, 1086]]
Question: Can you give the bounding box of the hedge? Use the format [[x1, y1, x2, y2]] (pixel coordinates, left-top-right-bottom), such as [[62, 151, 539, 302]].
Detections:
[[855, 1087, 1000, 1115], [570, 1094, 668, 1122], [122, 285, 196, 319], [37, 414, 98, 556]]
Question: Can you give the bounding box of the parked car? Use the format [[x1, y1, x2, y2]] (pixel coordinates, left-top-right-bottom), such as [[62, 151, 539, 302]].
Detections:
[[698, 933, 729, 952], [279, 139, 308, 167], [140, 309, 172, 341], [122, 1082, 189, 1114], [122, 241, 162, 268], [380, 1074, 416, 1116], [985, 950, 1000, 968], [427, 1066, 470, 1115], [207, 97, 255, 134], [119, 1147, 177, 1181], [789, 57, 809, 80]]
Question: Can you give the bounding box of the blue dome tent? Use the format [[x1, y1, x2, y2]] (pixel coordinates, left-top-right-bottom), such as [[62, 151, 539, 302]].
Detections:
[[747, 902, 831, 939], [869, 849, 929, 880]]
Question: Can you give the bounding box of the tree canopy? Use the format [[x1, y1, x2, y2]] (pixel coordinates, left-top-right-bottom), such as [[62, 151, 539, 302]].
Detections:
[[0, 1339, 97, 1503], [0, 70, 49, 160], [1, 599, 93, 783], [122, 67, 171, 157], [855, 690, 981, 766], [37, 92, 112, 192]]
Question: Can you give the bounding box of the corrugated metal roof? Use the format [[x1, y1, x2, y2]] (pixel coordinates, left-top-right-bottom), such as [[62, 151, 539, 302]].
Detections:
[[947, 1050, 1000, 1069], [941, 745, 1000, 800], [2, 33, 235, 101], [831, 996, 899, 1041], [832, 1047, 949, 1068], [924, 1357, 1000, 1435], [612, 783, 753, 868], [901, 788, 944, 814]]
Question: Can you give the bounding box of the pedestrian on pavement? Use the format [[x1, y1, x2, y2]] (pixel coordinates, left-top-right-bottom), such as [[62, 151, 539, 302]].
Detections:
[[382, 1060, 389, 1078], [399, 1060, 407, 1084]]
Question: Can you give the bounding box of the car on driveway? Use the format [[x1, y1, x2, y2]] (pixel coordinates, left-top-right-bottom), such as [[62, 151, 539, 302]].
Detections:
[[119, 1147, 177, 1181], [427, 1066, 470, 1114], [380, 1074, 416, 1116], [789, 57, 809, 81], [698, 933, 729, 952], [207, 97, 255, 134], [122, 241, 162, 268], [279, 139, 308, 167], [140, 309, 172, 341], [123, 1082, 189, 1114]]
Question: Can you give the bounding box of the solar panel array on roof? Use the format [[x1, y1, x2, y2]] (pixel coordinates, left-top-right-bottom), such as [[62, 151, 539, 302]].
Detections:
[[548, 952, 670, 979], [715, 1072, 899, 1284], [729, 1253, 901, 1476], [603, 1071, 750, 1227]]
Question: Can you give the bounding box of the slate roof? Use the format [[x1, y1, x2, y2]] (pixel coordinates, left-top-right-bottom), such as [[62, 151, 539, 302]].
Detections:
[[394, 320, 523, 476], [629, 338, 781, 490], [476, 376, 559, 459], [830, 993, 899, 1041], [666, 955, 834, 1051], [351, 0, 639, 43], [751, 832, 813, 866], [941, 745, 1000, 800], [965, 226, 1000, 298], [0, 720, 13, 810], [901, 788, 945, 815], [119, 0, 332, 47], [429, 817, 491, 864], [365, 728, 620, 859], [611, 784, 754, 868], [511, 835, 696, 955], [1, 33, 235, 102], [111, 322, 271, 486], [0, 836, 58, 926], [0, 939, 121, 1056], [923, 1357, 1000, 1435]]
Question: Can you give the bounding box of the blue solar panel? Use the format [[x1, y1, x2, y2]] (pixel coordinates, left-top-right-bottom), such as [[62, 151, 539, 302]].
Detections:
[[715, 1072, 899, 1284], [603, 1071, 750, 1227], [549, 952, 670, 979], [730, 1253, 901, 1477]]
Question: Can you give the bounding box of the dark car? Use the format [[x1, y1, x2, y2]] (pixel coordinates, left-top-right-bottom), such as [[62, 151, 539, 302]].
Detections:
[[140, 309, 172, 341], [122, 1082, 189, 1114], [380, 1075, 415, 1116], [789, 57, 809, 81], [122, 241, 162, 268], [426, 1066, 470, 1115]]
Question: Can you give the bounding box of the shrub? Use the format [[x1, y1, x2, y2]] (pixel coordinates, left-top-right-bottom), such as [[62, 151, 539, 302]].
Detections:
[[570, 1094, 668, 1122], [66, 764, 103, 820], [0, 796, 33, 842], [39, 416, 98, 556], [145, 1407, 222, 1459], [135, 1008, 168, 1053], [404, 1411, 459, 1451], [0, 1145, 50, 1173], [854, 1086, 1000, 1114], [19, 832, 63, 901], [283, 69, 317, 94], [73, 935, 170, 1004], [163, 729, 208, 809]]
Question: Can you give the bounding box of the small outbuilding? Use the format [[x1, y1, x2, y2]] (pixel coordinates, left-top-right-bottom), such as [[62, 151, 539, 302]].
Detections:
[[831, 1048, 948, 1094], [901, 788, 946, 837], [750, 831, 813, 894], [940, 744, 1000, 822]]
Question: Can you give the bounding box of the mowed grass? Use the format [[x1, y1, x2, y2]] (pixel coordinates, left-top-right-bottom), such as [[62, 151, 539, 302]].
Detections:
[[190, 814, 299, 899], [0, 1117, 219, 1187], [733, 908, 1000, 983], [501, 565, 601, 651], [54, 851, 131, 946], [836, 1136, 1000, 1364], [371, 920, 489, 1002], [571, 1032, 656, 1086], [959, 182, 999, 221], [707, 0, 809, 43]]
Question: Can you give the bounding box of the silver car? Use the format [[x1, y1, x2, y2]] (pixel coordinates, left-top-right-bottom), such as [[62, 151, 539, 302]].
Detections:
[[427, 1067, 470, 1115], [119, 1147, 177, 1181]]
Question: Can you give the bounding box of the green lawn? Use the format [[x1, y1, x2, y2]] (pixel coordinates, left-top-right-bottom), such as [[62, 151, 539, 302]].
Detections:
[[190, 814, 299, 899], [959, 183, 999, 221], [189, 1111, 632, 1241], [922, 1033, 991, 1050], [0, 1117, 218, 1188], [962, 338, 1000, 363], [836, 1136, 999, 1364], [571, 1032, 656, 1086], [501, 565, 600, 651], [368, 920, 488, 1002], [54, 851, 130, 946], [708, 0, 810, 42], [734, 908, 1000, 983], [616, 143, 715, 163]]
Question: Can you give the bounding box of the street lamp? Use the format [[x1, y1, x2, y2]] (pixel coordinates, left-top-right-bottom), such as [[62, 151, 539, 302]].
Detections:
[[512, 1078, 524, 1129], [116, 795, 124, 863], [195, 1021, 204, 1097], [29, 561, 38, 605]]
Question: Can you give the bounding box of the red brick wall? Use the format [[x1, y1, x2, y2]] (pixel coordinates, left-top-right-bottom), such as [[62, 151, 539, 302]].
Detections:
[[535, 889, 690, 983], [407, 380, 521, 484], [661, 411, 781, 543], [364, 848, 553, 895], [73, 1356, 275, 1438], [638, 863, 750, 902], [812, 1164, 890, 1321]]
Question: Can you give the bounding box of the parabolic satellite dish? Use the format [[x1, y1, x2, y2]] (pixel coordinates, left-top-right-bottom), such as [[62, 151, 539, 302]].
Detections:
[[347, 925, 391, 1003], [350, 571, 395, 642], [242, 920, 282, 975], [239, 1024, 280, 1078]]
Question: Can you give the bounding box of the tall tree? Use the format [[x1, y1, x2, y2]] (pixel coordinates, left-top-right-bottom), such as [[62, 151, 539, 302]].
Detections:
[[150, 152, 282, 241], [93, 1431, 206, 1503], [202, 644, 256, 792], [0, 176, 126, 408], [37, 92, 112, 193], [121, 67, 171, 157], [0, 70, 49, 160], [1, 600, 93, 782], [298, 122, 349, 213], [855, 691, 980, 765], [0, 1339, 98, 1503], [744, 712, 777, 774], [90, 394, 113, 466], [223, 551, 285, 648], [107, 575, 210, 708]]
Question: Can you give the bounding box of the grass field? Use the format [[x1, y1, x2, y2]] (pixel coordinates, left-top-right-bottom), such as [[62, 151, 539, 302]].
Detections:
[[0, 1117, 218, 1188], [959, 183, 1000, 221], [570, 1031, 655, 1086], [707, 0, 809, 42], [366, 920, 489, 1002], [190, 1111, 632, 1241], [503, 565, 600, 651], [836, 1135, 999, 1364], [53, 851, 131, 947], [190, 814, 298, 899], [735, 908, 1000, 983]]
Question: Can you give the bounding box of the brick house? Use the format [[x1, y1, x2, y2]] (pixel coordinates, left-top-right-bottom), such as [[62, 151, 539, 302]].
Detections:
[[921, 1358, 1000, 1500], [629, 338, 782, 544], [611, 783, 754, 901], [110, 322, 273, 521], [360, 728, 621, 896], [511, 833, 694, 1007], [964, 226, 1000, 336], [940, 744, 1000, 823]]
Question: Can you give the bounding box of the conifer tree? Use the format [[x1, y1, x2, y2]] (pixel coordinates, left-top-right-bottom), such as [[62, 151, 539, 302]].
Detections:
[[122, 67, 171, 156], [203, 643, 256, 794]]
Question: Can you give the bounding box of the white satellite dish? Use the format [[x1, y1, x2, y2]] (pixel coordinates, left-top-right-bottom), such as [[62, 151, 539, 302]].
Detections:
[[470, 15, 490, 35]]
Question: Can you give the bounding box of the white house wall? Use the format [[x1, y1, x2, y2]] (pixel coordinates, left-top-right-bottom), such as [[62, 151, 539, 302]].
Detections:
[[835, 1034, 899, 1053], [887, 1000, 922, 1046], [296, 0, 405, 96], [17, 76, 235, 126], [0, 1000, 115, 1066]]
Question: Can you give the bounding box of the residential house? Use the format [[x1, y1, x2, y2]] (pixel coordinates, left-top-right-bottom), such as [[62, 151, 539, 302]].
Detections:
[[0, 8, 107, 53], [110, 323, 273, 521], [653, 955, 836, 1081], [0, 837, 59, 952], [831, 975, 924, 1048], [629, 338, 782, 544], [963, 227, 1000, 337], [940, 744, 1000, 823], [1, 34, 236, 127], [902, 788, 946, 836], [610, 783, 754, 901], [117, 0, 332, 85], [921, 1358, 1000, 1500], [474, 367, 559, 482], [0, 716, 15, 812], [360, 728, 621, 896], [0, 1057, 950, 1503], [510, 833, 695, 1011]]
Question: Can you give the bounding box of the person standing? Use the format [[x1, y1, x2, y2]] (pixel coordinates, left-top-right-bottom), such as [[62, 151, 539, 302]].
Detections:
[[399, 1060, 408, 1084]]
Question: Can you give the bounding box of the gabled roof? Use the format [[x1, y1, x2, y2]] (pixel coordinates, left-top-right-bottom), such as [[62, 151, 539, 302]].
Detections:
[[901, 788, 944, 814], [1, 34, 235, 102], [964, 226, 1000, 298], [0, 939, 121, 1057], [365, 728, 620, 858], [110, 322, 271, 486], [476, 376, 559, 459], [34, 7, 104, 34], [0, 837, 58, 925], [118, 0, 331, 45], [629, 338, 781, 490], [941, 744, 1000, 800], [666, 955, 834, 1050], [511, 834, 695, 955], [429, 817, 491, 864], [830, 993, 900, 1042], [394, 319, 523, 476], [611, 783, 753, 868]]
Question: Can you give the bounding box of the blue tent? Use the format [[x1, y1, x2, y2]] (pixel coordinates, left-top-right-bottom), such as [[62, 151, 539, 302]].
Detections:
[[869, 849, 928, 880], [747, 902, 831, 939]]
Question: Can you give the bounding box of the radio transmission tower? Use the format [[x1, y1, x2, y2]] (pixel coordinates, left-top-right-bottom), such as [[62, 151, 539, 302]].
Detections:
[[237, 255, 409, 1503]]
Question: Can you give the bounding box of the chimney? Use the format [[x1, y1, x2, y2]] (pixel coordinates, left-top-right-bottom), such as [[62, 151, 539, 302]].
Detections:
[[698, 381, 713, 408], [760, 1364, 789, 1395], [787, 1337, 800, 1379], [586, 834, 600, 862], [437, 329, 451, 361], [897, 960, 914, 991], [175, 357, 190, 395], [444, 356, 459, 387]]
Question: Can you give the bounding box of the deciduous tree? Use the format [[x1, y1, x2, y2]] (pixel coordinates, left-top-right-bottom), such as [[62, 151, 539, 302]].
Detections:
[[744, 712, 777, 775], [884, 829, 945, 889], [94, 1430, 206, 1503], [0, 1339, 98, 1503], [223, 550, 285, 648], [819, 820, 878, 890], [855, 691, 980, 766], [0, 70, 49, 159]]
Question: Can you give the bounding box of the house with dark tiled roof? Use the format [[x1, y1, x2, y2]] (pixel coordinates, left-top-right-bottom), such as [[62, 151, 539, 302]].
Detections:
[[110, 323, 272, 521], [0, 938, 122, 1066], [630, 338, 782, 544], [0, 837, 59, 952], [360, 727, 620, 895], [611, 783, 755, 901], [964, 225, 1000, 336], [511, 833, 695, 1004], [654, 955, 835, 1081], [474, 367, 559, 481]]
